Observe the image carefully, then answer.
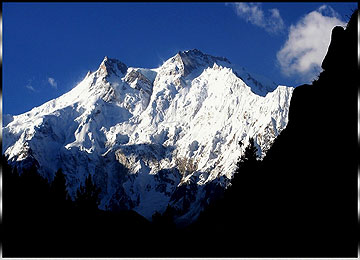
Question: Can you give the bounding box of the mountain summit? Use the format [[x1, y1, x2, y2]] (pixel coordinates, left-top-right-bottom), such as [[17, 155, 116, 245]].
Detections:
[[3, 49, 294, 223], [175, 49, 231, 77], [98, 56, 128, 77]]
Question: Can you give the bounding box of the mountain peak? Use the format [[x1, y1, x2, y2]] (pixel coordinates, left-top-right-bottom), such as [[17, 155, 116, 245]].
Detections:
[[176, 48, 203, 57], [98, 56, 128, 77], [179, 49, 230, 64], [165, 49, 231, 78]]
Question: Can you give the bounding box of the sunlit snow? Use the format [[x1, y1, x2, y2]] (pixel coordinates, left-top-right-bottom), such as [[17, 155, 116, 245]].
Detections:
[[3, 49, 294, 222]]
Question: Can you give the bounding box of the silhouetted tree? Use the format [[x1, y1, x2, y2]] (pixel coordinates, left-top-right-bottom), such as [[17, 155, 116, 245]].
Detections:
[[18, 163, 50, 213], [152, 206, 176, 231], [2, 155, 21, 216], [50, 168, 71, 211], [236, 138, 257, 167], [75, 174, 101, 212], [231, 137, 259, 189], [191, 138, 260, 232]]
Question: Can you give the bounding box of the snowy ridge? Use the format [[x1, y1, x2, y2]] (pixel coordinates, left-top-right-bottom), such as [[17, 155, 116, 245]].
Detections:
[[3, 49, 294, 222]]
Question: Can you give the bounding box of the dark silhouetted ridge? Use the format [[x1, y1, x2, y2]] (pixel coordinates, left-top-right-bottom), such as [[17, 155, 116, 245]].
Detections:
[[186, 9, 358, 258]]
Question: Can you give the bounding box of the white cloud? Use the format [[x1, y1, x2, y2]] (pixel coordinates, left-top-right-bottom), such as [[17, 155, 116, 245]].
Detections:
[[276, 5, 346, 82], [232, 3, 285, 34], [48, 77, 57, 88], [25, 84, 35, 92], [317, 5, 341, 18]]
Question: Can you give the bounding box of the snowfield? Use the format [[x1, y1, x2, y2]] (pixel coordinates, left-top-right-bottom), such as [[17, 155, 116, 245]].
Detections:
[[3, 49, 294, 222]]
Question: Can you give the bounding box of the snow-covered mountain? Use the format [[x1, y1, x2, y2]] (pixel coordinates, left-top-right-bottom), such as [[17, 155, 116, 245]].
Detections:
[[3, 49, 294, 223]]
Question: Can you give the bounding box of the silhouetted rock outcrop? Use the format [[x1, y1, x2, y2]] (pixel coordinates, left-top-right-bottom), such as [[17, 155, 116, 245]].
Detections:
[[186, 9, 358, 258], [259, 9, 358, 257]]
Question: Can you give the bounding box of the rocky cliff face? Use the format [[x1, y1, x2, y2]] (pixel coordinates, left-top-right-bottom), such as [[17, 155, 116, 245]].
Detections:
[[3, 49, 294, 222]]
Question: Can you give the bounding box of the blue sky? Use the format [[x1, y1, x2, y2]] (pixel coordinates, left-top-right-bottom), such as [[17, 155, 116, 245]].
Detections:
[[2, 2, 357, 116]]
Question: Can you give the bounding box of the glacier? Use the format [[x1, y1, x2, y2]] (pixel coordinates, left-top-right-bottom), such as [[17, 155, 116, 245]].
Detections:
[[3, 49, 294, 223]]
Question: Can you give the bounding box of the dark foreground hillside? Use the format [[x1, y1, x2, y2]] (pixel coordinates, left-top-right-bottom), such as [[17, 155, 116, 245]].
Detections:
[[1, 159, 154, 258], [2, 9, 358, 258], [187, 9, 358, 258]]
